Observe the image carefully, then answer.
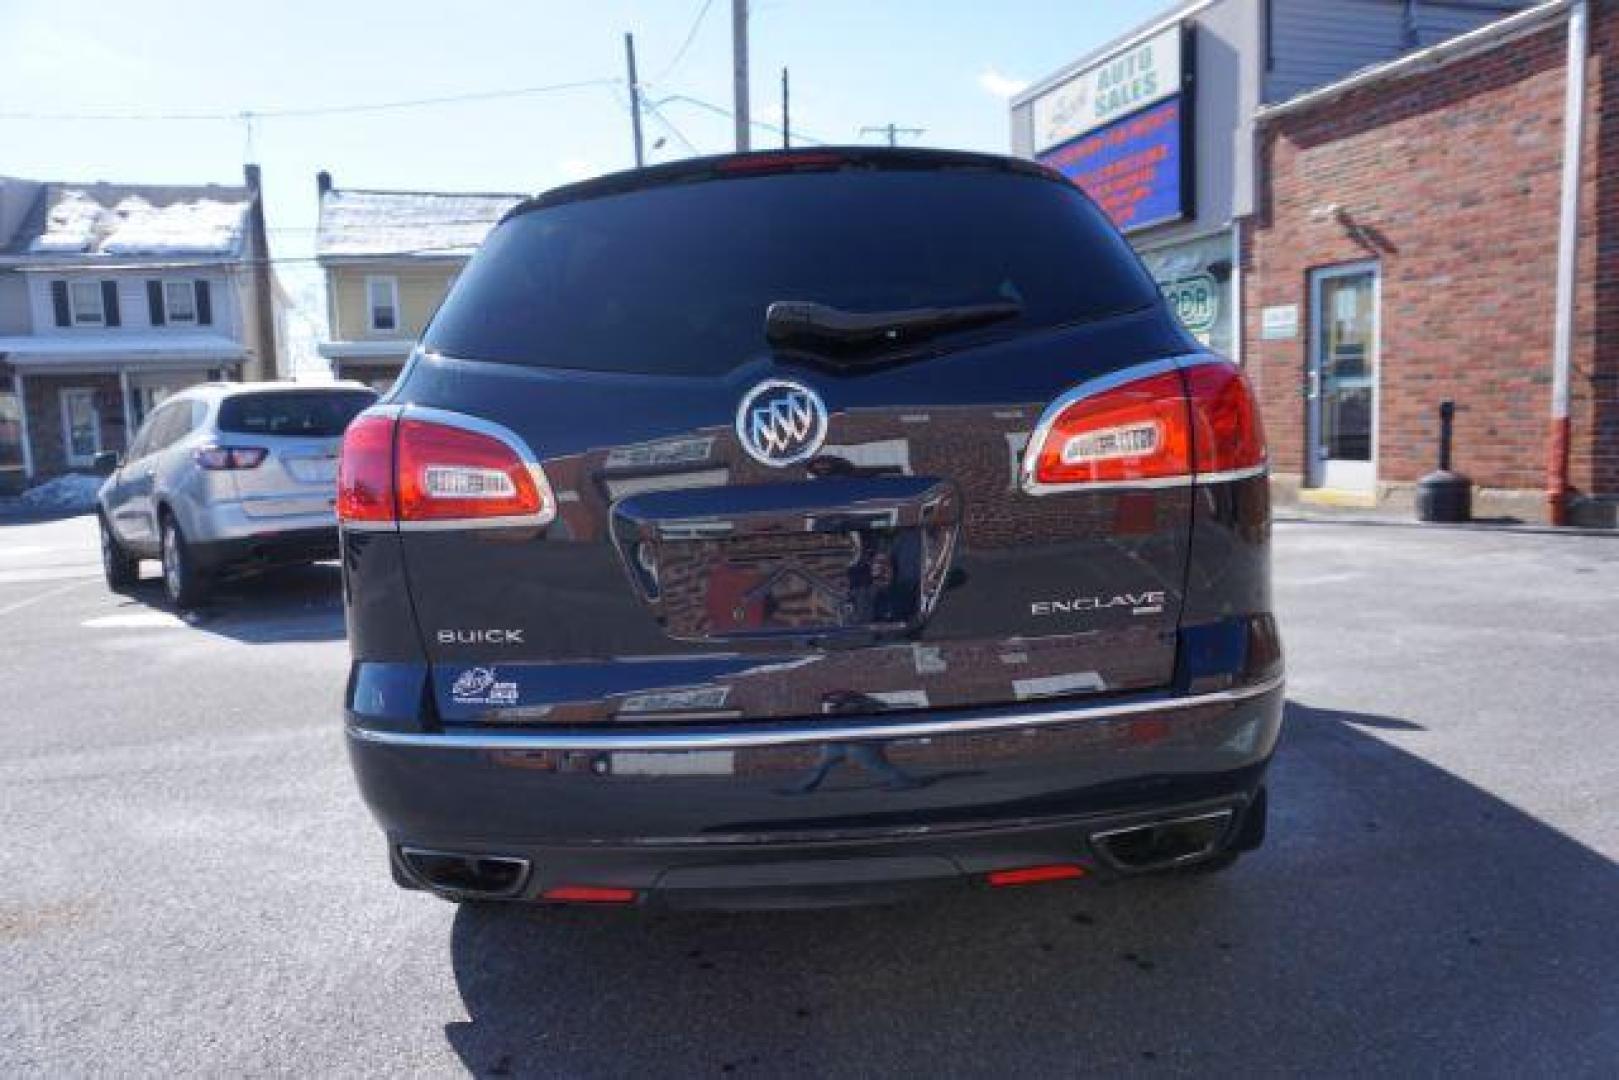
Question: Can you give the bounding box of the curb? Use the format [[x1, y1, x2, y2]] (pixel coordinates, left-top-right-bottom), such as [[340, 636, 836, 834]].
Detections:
[[1274, 512, 1619, 538]]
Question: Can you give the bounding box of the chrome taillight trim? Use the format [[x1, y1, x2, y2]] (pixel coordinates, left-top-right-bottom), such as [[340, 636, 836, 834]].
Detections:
[[1020, 354, 1267, 496], [1194, 464, 1270, 485], [347, 673, 1284, 752]]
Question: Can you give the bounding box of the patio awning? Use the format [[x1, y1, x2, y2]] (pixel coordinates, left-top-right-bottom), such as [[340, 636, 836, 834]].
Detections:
[[0, 332, 248, 370]]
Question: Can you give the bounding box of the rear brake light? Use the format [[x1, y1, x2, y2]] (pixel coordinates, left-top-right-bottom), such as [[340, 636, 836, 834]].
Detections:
[[1184, 361, 1267, 478], [541, 885, 638, 904], [716, 150, 848, 174], [194, 445, 267, 470], [337, 409, 555, 529], [395, 417, 548, 523], [1024, 367, 1191, 491], [336, 414, 397, 523], [1022, 359, 1265, 493], [987, 864, 1087, 887]]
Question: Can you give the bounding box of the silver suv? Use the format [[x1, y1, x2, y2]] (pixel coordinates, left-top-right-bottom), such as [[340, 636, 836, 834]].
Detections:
[[96, 381, 377, 607]]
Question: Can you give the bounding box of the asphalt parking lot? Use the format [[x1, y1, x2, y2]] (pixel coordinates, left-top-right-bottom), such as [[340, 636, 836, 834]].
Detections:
[[1, 513, 1615, 1076]]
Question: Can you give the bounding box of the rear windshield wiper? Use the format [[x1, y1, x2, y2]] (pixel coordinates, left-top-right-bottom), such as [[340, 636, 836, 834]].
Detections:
[[765, 299, 1023, 354]]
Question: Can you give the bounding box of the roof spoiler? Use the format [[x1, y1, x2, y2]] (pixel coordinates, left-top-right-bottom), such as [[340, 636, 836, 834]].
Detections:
[[503, 146, 1062, 223]]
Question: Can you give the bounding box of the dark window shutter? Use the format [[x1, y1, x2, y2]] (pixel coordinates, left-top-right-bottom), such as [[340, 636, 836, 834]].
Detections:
[[101, 281, 121, 327], [51, 281, 70, 326], [195, 280, 212, 325], [147, 281, 166, 326]]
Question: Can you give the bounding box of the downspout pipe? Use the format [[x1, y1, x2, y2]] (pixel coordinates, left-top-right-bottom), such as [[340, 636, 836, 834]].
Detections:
[[1548, 0, 1588, 525]]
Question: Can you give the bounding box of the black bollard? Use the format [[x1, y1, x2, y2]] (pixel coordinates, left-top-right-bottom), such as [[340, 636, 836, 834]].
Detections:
[[1416, 399, 1472, 523]]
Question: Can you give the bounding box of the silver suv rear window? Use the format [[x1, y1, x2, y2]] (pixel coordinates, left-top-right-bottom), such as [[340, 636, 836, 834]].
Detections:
[[216, 390, 376, 438]]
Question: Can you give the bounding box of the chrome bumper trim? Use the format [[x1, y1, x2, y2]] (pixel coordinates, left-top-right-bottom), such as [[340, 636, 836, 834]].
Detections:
[[347, 674, 1285, 752]]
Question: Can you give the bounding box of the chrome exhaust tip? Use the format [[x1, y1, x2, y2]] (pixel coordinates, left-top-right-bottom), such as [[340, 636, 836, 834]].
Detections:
[[398, 846, 531, 898], [1090, 809, 1235, 873]]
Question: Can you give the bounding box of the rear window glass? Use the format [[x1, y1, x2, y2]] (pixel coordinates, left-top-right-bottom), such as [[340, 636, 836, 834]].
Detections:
[[424, 167, 1159, 376], [217, 390, 376, 437]]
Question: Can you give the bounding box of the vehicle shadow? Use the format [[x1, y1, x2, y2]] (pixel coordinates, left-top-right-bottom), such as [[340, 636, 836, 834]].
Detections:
[[114, 561, 347, 644], [441, 700, 1619, 1076]]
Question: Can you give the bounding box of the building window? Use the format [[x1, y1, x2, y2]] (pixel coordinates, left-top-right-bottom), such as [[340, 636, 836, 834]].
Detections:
[[0, 374, 24, 478], [59, 387, 101, 466], [69, 281, 105, 326], [164, 281, 197, 324], [148, 279, 212, 326], [134, 385, 175, 427], [367, 276, 400, 333]]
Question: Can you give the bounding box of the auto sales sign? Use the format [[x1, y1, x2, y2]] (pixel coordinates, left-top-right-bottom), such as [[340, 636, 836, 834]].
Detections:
[[1032, 24, 1193, 234]]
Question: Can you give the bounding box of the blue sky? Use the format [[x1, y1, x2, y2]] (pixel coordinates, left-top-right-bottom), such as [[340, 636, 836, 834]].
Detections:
[[0, 0, 1172, 345]]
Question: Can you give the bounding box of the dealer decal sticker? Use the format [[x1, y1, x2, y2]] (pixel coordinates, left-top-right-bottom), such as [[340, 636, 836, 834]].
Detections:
[[451, 666, 519, 706]]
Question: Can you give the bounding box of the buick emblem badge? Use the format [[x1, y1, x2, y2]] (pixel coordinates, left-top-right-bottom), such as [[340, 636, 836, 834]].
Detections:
[[736, 379, 828, 467]]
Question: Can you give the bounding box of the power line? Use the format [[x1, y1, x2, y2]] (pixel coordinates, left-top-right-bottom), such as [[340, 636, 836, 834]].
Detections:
[[0, 78, 621, 123], [642, 99, 702, 156], [654, 93, 827, 146], [859, 123, 925, 147], [651, 0, 717, 85]]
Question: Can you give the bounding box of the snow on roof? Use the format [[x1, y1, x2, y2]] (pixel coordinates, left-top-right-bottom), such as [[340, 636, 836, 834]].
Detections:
[[317, 188, 525, 260], [23, 184, 250, 257]]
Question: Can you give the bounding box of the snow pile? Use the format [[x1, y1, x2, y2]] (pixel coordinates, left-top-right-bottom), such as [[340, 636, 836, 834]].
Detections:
[[28, 189, 248, 256], [30, 191, 102, 253], [100, 195, 246, 255], [15, 473, 103, 513]]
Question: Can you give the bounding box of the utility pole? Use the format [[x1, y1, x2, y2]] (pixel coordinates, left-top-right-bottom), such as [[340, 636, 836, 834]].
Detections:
[[781, 67, 790, 148], [732, 0, 750, 151], [624, 32, 645, 167], [860, 122, 924, 147]]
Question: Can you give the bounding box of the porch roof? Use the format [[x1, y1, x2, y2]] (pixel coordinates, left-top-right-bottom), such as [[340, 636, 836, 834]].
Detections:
[[0, 332, 248, 370]]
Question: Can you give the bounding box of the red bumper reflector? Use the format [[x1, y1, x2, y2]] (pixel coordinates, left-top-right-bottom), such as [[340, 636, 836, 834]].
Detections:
[[986, 864, 1087, 888], [541, 885, 639, 904]]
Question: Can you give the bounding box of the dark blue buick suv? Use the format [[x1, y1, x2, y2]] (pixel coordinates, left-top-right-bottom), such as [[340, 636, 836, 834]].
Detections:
[[337, 147, 1282, 910]]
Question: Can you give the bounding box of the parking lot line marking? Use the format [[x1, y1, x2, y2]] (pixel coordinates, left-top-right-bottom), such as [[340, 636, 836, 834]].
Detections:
[[0, 545, 53, 558], [0, 566, 103, 585], [0, 578, 94, 619], [82, 611, 188, 629]]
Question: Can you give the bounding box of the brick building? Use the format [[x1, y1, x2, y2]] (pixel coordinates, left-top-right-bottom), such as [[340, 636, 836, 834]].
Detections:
[[1244, 0, 1617, 523]]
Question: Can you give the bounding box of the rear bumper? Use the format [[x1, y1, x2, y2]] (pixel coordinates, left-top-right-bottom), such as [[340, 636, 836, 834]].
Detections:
[[183, 498, 337, 546], [346, 675, 1284, 906], [192, 526, 338, 572]]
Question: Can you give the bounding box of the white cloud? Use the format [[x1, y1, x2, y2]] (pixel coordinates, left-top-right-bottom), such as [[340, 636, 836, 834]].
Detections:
[[977, 67, 1030, 100]]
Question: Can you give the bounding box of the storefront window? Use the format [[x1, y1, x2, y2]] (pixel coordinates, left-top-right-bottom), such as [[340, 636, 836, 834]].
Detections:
[[1140, 232, 1235, 357]]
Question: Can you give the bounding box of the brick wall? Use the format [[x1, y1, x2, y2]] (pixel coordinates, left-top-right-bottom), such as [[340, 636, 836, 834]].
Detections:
[[1246, 7, 1618, 512]]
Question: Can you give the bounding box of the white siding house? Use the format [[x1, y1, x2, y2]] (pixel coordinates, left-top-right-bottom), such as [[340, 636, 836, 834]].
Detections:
[[0, 168, 283, 487]]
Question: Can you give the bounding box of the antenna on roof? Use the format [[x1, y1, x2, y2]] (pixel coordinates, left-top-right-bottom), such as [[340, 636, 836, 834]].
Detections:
[[239, 111, 257, 163]]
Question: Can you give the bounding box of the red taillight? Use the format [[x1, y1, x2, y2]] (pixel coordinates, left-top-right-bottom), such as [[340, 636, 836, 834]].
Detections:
[[395, 417, 546, 523], [1025, 368, 1192, 491], [1023, 359, 1265, 493], [337, 413, 397, 523], [1184, 361, 1267, 477], [541, 885, 639, 904], [337, 410, 554, 528], [987, 864, 1088, 888], [193, 445, 268, 470]]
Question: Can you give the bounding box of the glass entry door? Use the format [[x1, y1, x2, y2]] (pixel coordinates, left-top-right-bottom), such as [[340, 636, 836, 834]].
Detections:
[[1307, 264, 1379, 491], [59, 387, 102, 468]]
